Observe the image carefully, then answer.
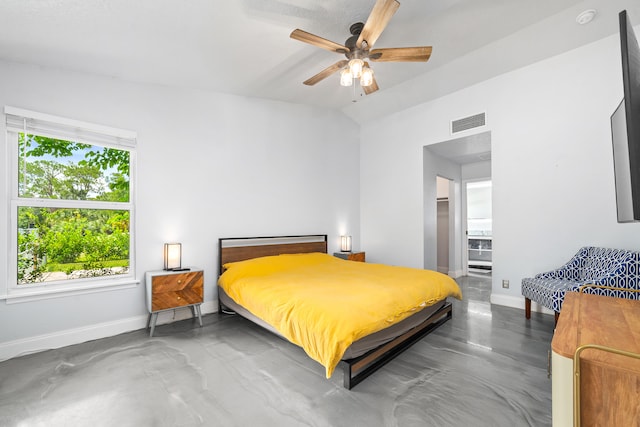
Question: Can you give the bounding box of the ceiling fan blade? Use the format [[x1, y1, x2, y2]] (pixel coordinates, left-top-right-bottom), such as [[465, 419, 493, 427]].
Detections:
[[369, 46, 433, 62], [303, 60, 348, 86], [356, 0, 400, 48], [363, 75, 379, 95], [290, 29, 347, 53]]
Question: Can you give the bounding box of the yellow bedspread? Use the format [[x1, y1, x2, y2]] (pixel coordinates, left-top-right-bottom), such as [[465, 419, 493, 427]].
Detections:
[[218, 252, 462, 378]]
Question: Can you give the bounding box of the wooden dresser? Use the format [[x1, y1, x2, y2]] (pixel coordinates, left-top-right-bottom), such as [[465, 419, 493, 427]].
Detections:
[[551, 291, 640, 426], [145, 269, 204, 337]]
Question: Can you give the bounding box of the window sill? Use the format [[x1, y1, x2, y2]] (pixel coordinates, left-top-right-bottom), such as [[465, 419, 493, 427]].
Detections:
[[1, 277, 140, 304]]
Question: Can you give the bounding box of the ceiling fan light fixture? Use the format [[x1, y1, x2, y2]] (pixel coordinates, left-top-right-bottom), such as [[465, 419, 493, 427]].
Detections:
[[348, 58, 364, 78], [290, 0, 432, 96], [360, 66, 374, 87], [340, 68, 353, 86]]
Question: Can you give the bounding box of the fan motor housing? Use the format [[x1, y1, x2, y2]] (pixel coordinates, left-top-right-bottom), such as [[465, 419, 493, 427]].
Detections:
[[345, 22, 367, 59]]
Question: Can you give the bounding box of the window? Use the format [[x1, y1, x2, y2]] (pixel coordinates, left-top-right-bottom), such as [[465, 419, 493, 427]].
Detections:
[[5, 107, 137, 301]]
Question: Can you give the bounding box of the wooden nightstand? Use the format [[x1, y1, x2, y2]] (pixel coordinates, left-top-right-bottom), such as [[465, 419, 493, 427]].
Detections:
[[333, 251, 365, 262], [145, 269, 204, 337]]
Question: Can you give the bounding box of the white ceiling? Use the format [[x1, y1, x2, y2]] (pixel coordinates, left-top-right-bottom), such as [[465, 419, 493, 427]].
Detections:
[[0, 0, 639, 124]]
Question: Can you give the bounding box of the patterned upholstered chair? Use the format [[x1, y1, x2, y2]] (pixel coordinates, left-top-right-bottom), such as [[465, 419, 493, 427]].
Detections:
[[521, 246, 640, 323]]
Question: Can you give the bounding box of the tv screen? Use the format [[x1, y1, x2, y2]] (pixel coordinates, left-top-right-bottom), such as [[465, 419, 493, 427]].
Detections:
[[612, 100, 634, 221], [612, 10, 640, 222]]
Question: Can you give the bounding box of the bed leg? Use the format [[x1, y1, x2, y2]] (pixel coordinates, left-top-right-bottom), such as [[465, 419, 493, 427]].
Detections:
[[525, 298, 531, 319], [218, 300, 236, 316], [343, 364, 353, 389]]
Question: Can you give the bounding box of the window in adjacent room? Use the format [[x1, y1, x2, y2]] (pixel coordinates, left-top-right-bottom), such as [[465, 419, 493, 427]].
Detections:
[[5, 107, 137, 298]]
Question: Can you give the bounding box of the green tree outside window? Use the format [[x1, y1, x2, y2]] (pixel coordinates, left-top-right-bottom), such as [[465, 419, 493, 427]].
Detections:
[[17, 133, 131, 284]]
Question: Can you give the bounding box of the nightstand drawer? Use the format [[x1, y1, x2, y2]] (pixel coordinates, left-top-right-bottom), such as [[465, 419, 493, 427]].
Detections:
[[151, 271, 203, 311], [334, 251, 366, 262]]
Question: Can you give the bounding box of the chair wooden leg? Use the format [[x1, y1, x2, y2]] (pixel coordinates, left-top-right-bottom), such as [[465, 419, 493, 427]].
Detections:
[[525, 298, 531, 319]]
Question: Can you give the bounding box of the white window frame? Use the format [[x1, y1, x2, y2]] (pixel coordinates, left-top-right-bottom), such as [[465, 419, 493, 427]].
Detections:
[[3, 106, 138, 303]]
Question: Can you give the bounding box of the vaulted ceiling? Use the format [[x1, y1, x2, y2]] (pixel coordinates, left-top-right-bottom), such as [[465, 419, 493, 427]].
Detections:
[[0, 0, 638, 124]]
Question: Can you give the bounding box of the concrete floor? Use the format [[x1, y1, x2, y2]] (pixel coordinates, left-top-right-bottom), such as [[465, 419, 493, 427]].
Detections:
[[0, 275, 554, 427]]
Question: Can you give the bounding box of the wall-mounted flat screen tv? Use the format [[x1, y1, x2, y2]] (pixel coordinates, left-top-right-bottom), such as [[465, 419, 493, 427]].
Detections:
[[612, 10, 640, 222]]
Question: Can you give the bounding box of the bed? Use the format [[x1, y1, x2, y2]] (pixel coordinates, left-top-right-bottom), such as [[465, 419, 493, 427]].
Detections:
[[217, 234, 461, 389]]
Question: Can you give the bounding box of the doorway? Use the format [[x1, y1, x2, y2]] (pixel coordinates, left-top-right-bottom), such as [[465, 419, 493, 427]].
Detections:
[[425, 131, 491, 277], [466, 180, 492, 276]]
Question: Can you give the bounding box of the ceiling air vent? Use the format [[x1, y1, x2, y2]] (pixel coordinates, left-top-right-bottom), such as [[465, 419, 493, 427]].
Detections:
[[450, 112, 486, 135]]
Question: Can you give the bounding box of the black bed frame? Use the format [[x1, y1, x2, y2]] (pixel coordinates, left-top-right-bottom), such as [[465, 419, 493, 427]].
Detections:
[[217, 234, 453, 389], [339, 302, 452, 389]]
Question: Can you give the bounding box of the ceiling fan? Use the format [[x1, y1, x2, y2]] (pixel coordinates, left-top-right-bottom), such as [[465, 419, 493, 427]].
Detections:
[[290, 0, 432, 95]]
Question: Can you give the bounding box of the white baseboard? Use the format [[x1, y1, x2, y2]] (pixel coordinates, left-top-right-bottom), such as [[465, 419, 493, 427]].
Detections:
[[490, 293, 554, 315], [0, 300, 218, 362], [448, 269, 464, 278]]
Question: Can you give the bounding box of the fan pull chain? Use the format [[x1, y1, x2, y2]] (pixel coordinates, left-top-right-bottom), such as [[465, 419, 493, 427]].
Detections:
[[352, 80, 357, 102]]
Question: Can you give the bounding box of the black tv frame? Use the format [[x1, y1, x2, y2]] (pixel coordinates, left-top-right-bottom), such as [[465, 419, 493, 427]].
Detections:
[[612, 10, 640, 222]]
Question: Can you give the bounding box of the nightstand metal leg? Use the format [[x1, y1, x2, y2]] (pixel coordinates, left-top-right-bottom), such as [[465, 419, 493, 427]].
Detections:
[[195, 304, 203, 327], [149, 313, 158, 337]]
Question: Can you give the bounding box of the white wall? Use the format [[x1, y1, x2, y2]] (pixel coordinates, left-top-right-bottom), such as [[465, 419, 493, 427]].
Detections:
[[0, 60, 360, 359], [5, 25, 640, 358], [361, 32, 640, 308]]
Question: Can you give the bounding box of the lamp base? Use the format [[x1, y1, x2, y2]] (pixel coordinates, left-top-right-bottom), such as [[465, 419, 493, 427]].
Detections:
[[164, 267, 191, 272]]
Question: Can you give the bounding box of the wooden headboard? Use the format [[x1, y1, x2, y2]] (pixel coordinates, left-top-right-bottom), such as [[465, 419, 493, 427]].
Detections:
[[218, 235, 328, 276]]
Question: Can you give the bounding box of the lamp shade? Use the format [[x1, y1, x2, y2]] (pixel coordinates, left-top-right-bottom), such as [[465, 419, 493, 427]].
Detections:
[[340, 68, 353, 87], [360, 66, 374, 87], [348, 58, 364, 78], [164, 243, 182, 270], [340, 235, 352, 252]]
